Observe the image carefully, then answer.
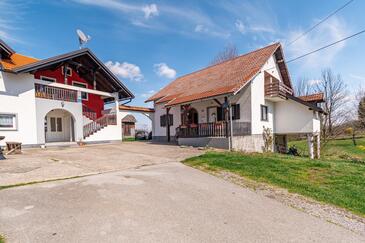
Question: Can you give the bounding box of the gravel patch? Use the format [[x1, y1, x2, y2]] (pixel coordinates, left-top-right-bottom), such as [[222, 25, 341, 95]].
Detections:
[[208, 169, 365, 236]]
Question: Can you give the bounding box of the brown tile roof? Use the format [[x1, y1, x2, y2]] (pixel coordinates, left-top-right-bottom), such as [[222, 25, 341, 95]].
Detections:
[[146, 42, 289, 106], [298, 93, 325, 103], [0, 53, 39, 70], [119, 105, 154, 113], [122, 114, 137, 123]]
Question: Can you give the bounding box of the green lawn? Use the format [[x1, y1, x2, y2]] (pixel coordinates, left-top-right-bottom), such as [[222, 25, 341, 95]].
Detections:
[[122, 137, 136, 142], [289, 137, 365, 161], [183, 151, 365, 216], [0, 235, 5, 243]]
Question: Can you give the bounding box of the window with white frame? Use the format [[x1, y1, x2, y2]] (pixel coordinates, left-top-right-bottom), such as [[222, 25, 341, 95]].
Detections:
[[72, 81, 88, 100], [0, 113, 17, 130], [261, 105, 268, 121], [40, 76, 56, 82], [61, 67, 72, 77]]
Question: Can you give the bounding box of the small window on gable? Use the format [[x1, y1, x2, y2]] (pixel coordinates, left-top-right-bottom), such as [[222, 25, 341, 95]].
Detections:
[[40, 76, 56, 82], [72, 81, 88, 100], [0, 113, 17, 130], [61, 67, 72, 77], [261, 105, 268, 121]]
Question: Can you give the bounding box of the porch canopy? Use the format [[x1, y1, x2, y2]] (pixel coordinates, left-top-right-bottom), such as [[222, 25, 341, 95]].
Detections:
[[9, 48, 134, 102]]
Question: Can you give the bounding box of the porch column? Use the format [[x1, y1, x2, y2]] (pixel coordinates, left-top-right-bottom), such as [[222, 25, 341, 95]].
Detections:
[[307, 133, 314, 159], [316, 133, 321, 159], [113, 93, 122, 139]]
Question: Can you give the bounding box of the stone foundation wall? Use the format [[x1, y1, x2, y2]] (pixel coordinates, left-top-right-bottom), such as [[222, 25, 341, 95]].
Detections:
[[177, 137, 229, 149], [232, 134, 266, 152]]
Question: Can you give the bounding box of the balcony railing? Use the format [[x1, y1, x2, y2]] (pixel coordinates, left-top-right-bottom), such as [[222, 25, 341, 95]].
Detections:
[[35, 83, 78, 102], [176, 121, 251, 138], [264, 73, 293, 99]]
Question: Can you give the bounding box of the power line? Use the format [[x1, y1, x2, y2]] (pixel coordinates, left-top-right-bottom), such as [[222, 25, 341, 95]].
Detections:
[[286, 29, 365, 63], [263, 28, 365, 72], [286, 0, 354, 46]]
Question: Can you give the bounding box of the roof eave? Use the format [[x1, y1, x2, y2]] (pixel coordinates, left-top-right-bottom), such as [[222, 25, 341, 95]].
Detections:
[[12, 48, 134, 99]]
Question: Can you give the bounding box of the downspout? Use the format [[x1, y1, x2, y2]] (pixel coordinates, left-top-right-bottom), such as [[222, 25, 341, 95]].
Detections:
[[229, 99, 234, 151]]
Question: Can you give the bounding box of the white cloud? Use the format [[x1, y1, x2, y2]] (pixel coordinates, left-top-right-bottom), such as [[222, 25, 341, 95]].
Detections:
[[194, 24, 206, 33], [142, 4, 159, 19], [349, 74, 365, 81], [307, 79, 322, 86], [141, 90, 156, 98], [285, 16, 349, 69], [235, 20, 245, 34], [154, 63, 176, 79], [105, 61, 143, 82]]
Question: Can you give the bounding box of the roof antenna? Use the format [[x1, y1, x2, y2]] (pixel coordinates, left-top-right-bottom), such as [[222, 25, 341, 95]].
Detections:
[[76, 29, 91, 49]]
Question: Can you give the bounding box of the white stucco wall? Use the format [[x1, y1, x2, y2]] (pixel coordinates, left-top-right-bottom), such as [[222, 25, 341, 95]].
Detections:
[[153, 103, 180, 137], [0, 72, 38, 146], [274, 99, 320, 134], [35, 98, 83, 144], [84, 124, 121, 142]]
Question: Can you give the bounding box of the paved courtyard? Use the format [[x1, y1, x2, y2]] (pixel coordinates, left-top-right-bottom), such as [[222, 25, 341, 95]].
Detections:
[[0, 142, 364, 242]]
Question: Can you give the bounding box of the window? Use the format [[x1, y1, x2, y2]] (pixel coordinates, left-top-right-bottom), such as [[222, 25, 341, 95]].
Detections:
[[160, 114, 173, 127], [50, 117, 62, 132], [216, 104, 240, 121], [40, 76, 56, 82], [232, 104, 240, 120], [61, 67, 72, 77], [0, 113, 17, 130], [72, 81, 88, 100], [57, 118, 62, 132], [50, 117, 56, 132], [261, 105, 268, 121]]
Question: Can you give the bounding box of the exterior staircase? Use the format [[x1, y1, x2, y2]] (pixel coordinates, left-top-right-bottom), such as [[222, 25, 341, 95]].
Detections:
[[83, 113, 117, 139]]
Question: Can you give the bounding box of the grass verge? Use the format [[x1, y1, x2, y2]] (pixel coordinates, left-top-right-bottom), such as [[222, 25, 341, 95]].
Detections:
[[183, 151, 365, 216]]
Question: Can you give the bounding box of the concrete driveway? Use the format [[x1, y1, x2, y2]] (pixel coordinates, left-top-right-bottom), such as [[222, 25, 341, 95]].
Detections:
[[0, 142, 364, 242]]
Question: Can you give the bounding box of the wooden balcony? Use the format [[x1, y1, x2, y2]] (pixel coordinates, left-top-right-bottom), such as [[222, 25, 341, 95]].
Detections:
[[176, 121, 251, 138], [35, 83, 78, 102], [264, 72, 293, 100]]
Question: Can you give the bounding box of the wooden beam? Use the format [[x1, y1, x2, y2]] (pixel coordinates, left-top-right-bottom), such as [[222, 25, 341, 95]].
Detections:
[[214, 98, 222, 106]]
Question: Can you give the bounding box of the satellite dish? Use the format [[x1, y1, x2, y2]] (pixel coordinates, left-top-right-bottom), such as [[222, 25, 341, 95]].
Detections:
[[76, 29, 91, 49]]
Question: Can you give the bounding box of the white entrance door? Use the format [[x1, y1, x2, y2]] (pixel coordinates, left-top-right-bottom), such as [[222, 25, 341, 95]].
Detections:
[[46, 116, 65, 142], [207, 107, 217, 123]]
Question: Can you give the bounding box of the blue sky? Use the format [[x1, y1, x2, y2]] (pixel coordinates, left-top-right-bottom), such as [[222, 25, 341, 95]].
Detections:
[[1, 0, 365, 128]]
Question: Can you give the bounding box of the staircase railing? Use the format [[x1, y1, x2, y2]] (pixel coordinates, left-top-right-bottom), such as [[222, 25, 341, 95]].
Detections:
[[83, 114, 117, 138], [82, 104, 97, 121]]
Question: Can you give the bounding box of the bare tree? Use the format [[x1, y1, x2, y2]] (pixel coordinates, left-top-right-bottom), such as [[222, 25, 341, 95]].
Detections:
[[313, 68, 348, 140], [210, 43, 238, 65], [294, 77, 312, 96]]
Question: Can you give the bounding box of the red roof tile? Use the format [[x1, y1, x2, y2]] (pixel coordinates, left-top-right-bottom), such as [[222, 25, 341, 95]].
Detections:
[[146, 43, 286, 106], [119, 105, 154, 113], [1, 53, 39, 70], [298, 93, 325, 103]]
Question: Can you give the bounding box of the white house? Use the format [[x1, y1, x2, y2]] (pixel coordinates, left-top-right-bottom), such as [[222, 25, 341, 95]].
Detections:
[[0, 39, 134, 147], [146, 43, 325, 158]]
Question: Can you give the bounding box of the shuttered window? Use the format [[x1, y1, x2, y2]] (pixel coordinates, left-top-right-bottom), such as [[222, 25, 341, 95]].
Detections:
[[160, 114, 173, 127]]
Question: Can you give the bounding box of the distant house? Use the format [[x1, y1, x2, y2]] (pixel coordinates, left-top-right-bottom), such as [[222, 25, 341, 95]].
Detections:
[[0, 39, 134, 146], [121, 114, 137, 138], [146, 43, 325, 158]]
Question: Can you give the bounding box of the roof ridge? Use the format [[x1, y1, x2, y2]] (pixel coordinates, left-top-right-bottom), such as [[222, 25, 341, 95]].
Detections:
[[146, 42, 281, 102], [175, 42, 280, 82]]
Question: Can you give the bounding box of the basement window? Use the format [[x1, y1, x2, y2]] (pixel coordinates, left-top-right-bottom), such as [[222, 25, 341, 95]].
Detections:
[[0, 113, 17, 130]]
